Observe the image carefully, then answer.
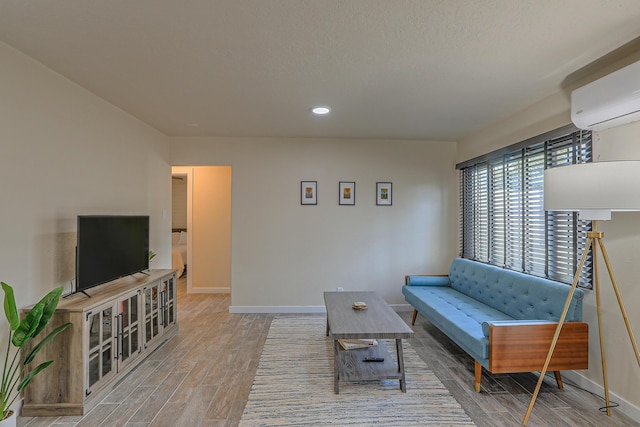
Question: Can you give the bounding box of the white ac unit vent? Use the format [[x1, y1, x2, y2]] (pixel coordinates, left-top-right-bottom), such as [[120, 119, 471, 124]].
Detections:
[[571, 59, 640, 131]]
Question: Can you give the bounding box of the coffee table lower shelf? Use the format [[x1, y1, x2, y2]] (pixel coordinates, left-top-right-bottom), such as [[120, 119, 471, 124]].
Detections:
[[333, 339, 406, 393]]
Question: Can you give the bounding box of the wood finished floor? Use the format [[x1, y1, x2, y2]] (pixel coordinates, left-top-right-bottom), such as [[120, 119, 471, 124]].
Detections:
[[19, 279, 639, 426]]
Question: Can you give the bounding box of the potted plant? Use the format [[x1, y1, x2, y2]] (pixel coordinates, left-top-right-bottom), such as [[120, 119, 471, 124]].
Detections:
[[1, 282, 70, 425]]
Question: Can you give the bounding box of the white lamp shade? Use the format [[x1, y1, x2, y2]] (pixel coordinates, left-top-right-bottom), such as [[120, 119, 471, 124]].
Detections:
[[544, 161, 640, 220]]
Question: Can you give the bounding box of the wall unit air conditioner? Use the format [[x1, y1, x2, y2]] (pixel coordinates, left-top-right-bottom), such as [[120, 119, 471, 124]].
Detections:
[[571, 59, 640, 131]]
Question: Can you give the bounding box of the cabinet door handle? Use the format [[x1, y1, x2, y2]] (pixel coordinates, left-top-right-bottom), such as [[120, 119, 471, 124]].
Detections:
[[114, 315, 119, 360], [163, 290, 168, 326], [119, 312, 125, 357], [160, 290, 166, 326]]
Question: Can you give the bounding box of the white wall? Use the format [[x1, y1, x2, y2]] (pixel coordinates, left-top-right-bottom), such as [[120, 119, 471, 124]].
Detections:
[[192, 166, 232, 292], [171, 177, 188, 230], [457, 91, 571, 163], [0, 41, 172, 324], [459, 95, 640, 421], [588, 121, 640, 419], [171, 137, 459, 310]]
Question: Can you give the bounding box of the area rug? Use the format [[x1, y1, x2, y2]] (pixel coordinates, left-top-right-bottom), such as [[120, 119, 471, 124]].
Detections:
[[239, 316, 476, 426]]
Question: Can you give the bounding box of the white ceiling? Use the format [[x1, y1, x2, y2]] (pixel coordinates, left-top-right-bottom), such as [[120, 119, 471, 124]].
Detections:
[[1, 1, 640, 141]]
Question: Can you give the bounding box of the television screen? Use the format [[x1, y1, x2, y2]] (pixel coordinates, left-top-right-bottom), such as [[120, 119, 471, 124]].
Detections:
[[76, 215, 150, 293]]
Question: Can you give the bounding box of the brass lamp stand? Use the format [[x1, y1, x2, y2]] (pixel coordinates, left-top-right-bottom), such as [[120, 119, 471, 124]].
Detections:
[[523, 221, 640, 425]]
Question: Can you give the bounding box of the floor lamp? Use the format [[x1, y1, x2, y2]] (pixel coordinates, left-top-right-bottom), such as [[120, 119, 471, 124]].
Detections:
[[523, 160, 640, 426]]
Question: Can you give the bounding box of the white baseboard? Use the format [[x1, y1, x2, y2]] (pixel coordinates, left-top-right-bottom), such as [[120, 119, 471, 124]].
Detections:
[[228, 303, 414, 314], [189, 287, 230, 294], [229, 305, 326, 314], [563, 370, 640, 422]]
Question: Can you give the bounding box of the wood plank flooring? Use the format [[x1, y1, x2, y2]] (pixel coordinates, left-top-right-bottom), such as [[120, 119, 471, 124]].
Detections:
[[18, 279, 639, 426]]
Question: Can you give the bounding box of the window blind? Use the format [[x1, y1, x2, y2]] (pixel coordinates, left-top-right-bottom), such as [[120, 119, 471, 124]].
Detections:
[[459, 127, 592, 287]]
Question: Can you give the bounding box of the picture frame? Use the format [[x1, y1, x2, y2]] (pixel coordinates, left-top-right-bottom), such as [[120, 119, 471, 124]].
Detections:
[[376, 182, 392, 206], [339, 181, 355, 205], [301, 181, 317, 205]]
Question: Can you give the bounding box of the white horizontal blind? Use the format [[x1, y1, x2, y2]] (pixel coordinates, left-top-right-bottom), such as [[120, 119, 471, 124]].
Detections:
[[459, 128, 592, 287], [460, 164, 490, 262], [505, 151, 524, 271]]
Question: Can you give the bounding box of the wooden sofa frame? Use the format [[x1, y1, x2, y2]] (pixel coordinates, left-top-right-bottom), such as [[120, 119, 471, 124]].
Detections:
[[411, 310, 588, 392]]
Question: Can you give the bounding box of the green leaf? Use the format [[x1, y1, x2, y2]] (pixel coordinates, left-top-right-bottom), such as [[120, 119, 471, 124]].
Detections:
[[1, 282, 19, 330], [16, 360, 53, 392], [32, 286, 63, 337], [12, 303, 43, 347], [23, 322, 71, 365]]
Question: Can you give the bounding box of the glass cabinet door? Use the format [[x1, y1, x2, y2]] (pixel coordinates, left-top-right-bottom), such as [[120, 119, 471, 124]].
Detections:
[[117, 289, 141, 370], [161, 274, 177, 328], [86, 301, 116, 396], [143, 283, 161, 347]]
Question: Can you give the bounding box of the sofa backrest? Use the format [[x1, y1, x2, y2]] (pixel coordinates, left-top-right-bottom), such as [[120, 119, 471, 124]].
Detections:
[[448, 258, 584, 321]]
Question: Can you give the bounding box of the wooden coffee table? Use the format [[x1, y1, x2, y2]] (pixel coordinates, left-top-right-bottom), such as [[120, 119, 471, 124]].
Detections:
[[324, 291, 414, 393]]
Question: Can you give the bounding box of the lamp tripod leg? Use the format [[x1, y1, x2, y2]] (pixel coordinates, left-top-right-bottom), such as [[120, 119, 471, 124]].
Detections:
[[593, 236, 611, 416], [522, 237, 593, 426]]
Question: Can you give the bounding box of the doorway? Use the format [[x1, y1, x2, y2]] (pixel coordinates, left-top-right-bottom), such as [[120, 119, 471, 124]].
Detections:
[[171, 166, 231, 293]]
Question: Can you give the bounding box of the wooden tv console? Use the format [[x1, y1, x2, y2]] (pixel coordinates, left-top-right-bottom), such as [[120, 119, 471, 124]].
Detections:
[[21, 269, 178, 417]]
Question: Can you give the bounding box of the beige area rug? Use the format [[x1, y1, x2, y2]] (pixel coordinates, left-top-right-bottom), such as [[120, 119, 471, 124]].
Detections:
[[239, 316, 476, 426]]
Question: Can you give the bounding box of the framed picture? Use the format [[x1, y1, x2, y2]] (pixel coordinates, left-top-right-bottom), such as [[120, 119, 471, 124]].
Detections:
[[301, 181, 317, 205], [376, 182, 392, 206], [339, 181, 355, 205]]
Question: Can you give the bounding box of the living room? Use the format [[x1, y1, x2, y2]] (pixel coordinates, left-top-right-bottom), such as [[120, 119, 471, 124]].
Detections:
[[1, 2, 640, 426]]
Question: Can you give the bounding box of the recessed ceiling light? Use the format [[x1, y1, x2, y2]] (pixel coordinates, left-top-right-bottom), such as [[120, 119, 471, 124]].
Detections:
[[311, 106, 330, 115]]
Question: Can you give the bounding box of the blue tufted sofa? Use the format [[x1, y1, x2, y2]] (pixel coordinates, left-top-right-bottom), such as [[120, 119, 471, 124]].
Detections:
[[403, 257, 589, 392]]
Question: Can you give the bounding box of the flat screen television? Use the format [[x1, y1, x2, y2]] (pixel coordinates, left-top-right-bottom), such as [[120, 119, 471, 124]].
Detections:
[[76, 215, 150, 293]]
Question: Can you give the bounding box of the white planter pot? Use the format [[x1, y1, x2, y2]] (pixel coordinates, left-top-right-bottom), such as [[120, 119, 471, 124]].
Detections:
[[0, 411, 16, 427]]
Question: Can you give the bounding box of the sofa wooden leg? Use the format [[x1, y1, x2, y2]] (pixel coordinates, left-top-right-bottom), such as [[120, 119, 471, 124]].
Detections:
[[411, 309, 418, 325], [553, 371, 563, 389], [474, 361, 482, 392]]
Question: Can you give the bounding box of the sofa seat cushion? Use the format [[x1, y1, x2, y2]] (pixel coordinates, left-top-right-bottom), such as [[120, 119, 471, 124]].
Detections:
[[403, 285, 513, 360]]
